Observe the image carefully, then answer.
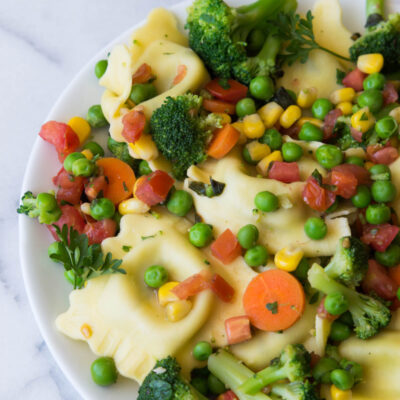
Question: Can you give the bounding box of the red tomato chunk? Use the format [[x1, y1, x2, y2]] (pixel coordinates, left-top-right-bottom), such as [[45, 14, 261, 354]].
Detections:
[[206, 78, 248, 103], [211, 229, 242, 264], [225, 316, 252, 345], [121, 108, 146, 143], [210, 274, 235, 302], [171, 273, 210, 300], [328, 170, 358, 199], [132, 63, 153, 84], [134, 170, 174, 206], [362, 260, 397, 300], [217, 390, 239, 400], [268, 161, 300, 183], [302, 177, 336, 212], [342, 68, 367, 91], [85, 176, 108, 202], [361, 224, 399, 252], [53, 168, 85, 205], [47, 205, 86, 240], [83, 219, 117, 245]]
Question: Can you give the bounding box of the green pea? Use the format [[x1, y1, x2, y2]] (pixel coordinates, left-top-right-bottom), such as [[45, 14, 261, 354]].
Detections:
[[208, 374, 226, 395], [189, 223, 213, 248], [130, 83, 157, 104], [345, 156, 364, 167], [304, 217, 327, 240], [351, 185, 372, 208], [193, 341, 212, 361], [375, 244, 400, 267], [90, 198, 115, 220], [330, 369, 355, 391], [375, 116, 398, 139], [324, 292, 349, 316], [94, 59, 108, 79], [237, 224, 259, 249], [64, 270, 83, 287], [72, 158, 95, 177], [242, 147, 258, 165], [190, 377, 208, 395], [91, 357, 118, 386], [138, 160, 152, 176], [249, 76, 274, 101], [294, 258, 311, 281], [205, 185, 214, 198], [144, 265, 168, 288], [281, 142, 303, 162], [371, 180, 397, 203], [357, 89, 383, 113], [312, 98, 333, 120], [338, 311, 354, 327], [247, 29, 266, 54], [83, 141, 104, 157], [365, 203, 391, 224], [298, 122, 324, 142], [64, 152, 85, 172], [330, 321, 352, 341], [259, 128, 283, 150], [312, 357, 340, 383], [363, 72, 386, 90], [397, 287, 400, 301], [315, 144, 343, 169], [369, 163, 391, 181], [36, 192, 58, 212], [340, 359, 363, 383], [167, 190, 193, 217], [236, 98, 256, 118], [287, 89, 297, 102], [254, 191, 279, 212], [87, 105, 108, 128], [326, 198, 339, 214], [244, 245, 268, 267]]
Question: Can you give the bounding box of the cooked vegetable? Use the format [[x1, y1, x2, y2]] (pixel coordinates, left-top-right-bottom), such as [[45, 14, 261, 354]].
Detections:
[[189, 223, 214, 248], [236, 98, 256, 118], [91, 357, 118, 386], [193, 341, 213, 361], [237, 224, 259, 249], [330, 369, 354, 391], [270, 381, 320, 400], [134, 170, 174, 206], [167, 190, 194, 217], [254, 190, 279, 212], [207, 124, 240, 159], [304, 217, 327, 240], [365, 203, 391, 224], [324, 292, 349, 316], [87, 104, 108, 128], [72, 157, 96, 177], [144, 265, 168, 288], [107, 136, 139, 172], [244, 245, 268, 267], [211, 229, 242, 264], [83, 141, 105, 157], [90, 198, 115, 220], [94, 60, 108, 79]]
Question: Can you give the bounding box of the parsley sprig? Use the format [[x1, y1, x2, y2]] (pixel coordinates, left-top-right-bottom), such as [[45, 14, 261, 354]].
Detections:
[[50, 224, 125, 289], [275, 11, 351, 65]]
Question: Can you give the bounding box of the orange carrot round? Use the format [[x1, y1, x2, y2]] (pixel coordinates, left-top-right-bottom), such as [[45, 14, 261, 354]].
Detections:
[[207, 124, 240, 159], [96, 157, 136, 205], [243, 269, 305, 332]]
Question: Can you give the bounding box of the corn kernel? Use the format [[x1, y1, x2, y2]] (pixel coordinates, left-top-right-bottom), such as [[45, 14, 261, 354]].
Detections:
[[80, 202, 91, 215], [231, 121, 247, 144], [357, 53, 384, 74], [214, 112, 232, 125], [389, 106, 400, 124], [243, 113, 265, 139], [257, 150, 283, 176], [297, 117, 324, 129], [258, 102, 284, 128], [80, 323, 92, 339], [330, 385, 352, 400], [165, 299, 192, 322], [364, 161, 375, 170], [246, 141, 271, 162], [118, 198, 150, 215], [128, 133, 159, 161], [81, 149, 93, 160], [158, 282, 180, 306], [336, 102, 353, 116], [330, 88, 356, 104], [68, 116, 91, 144], [274, 246, 304, 272], [297, 87, 318, 108], [351, 107, 375, 133], [279, 105, 302, 129]]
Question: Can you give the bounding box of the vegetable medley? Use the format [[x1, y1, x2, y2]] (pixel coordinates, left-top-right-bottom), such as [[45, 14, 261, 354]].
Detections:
[[18, 0, 400, 399]]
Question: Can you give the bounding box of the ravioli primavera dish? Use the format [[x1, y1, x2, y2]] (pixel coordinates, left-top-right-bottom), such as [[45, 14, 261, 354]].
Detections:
[[18, 0, 400, 399]]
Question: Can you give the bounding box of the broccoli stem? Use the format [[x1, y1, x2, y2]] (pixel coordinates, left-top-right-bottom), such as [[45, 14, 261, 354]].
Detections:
[[255, 33, 282, 67], [239, 365, 288, 395], [208, 350, 272, 400], [236, 0, 283, 24], [366, 0, 384, 17]]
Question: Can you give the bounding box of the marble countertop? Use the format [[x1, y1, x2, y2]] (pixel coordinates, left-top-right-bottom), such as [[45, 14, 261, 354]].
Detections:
[[1, 1, 179, 399]]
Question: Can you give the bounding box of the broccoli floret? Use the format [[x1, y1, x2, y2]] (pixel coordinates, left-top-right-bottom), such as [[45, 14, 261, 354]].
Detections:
[[308, 263, 391, 340], [138, 357, 207, 400], [349, 0, 400, 73], [150, 94, 222, 180], [271, 381, 320, 400], [107, 136, 140, 174], [17, 191, 61, 225], [324, 236, 369, 288], [239, 344, 311, 395], [186, 0, 294, 84]]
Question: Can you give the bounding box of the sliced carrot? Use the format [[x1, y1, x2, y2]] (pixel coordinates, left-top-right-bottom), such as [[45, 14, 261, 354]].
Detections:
[[388, 265, 400, 286], [173, 64, 187, 85], [96, 158, 136, 205], [207, 124, 240, 159], [243, 269, 305, 332], [203, 99, 236, 115]]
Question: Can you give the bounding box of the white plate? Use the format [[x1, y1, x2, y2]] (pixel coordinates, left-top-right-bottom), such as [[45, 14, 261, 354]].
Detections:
[[18, 0, 395, 398]]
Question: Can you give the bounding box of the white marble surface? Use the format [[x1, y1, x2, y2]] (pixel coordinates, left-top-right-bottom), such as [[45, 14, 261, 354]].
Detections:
[[0, 1, 180, 399]]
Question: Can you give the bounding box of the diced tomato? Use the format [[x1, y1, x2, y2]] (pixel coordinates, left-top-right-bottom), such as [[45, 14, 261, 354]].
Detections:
[[53, 168, 85, 205], [217, 390, 239, 400], [342, 68, 367, 91], [328, 169, 358, 199], [302, 177, 336, 212], [134, 170, 174, 206], [268, 161, 300, 183], [323, 109, 342, 140], [47, 205, 86, 240], [280, 123, 300, 139], [361, 224, 399, 252], [171, 272, 210, 300], [85, 176, 108, 201], [121, 108, 146, 143], [225, 316, 252, 345], [132, 63, 153, 84], [362, 259, 397, 300], [83, 218, 117, 245], [210, 274, 235, 302], [383, 83, 399, 105], [369, 146, 399, 165], [389, 265, 400, 286], [332, 164, 371, 185], [39, 121, 80, 161], [317, 297, 339, 321], [211, 229, 242, 264], [350, 127, 363, 143], [203, 99, 236, 115], [206, 78, 248, 103], [173, 65, 187, 85]]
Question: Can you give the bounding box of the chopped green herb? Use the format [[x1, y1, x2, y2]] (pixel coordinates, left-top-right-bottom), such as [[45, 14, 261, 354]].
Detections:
[[266, 301, 279, 314], [122, 245, 132, 252]]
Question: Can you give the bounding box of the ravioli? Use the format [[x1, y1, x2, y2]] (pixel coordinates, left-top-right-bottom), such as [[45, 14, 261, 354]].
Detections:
[[389, 157, 400, 217]]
